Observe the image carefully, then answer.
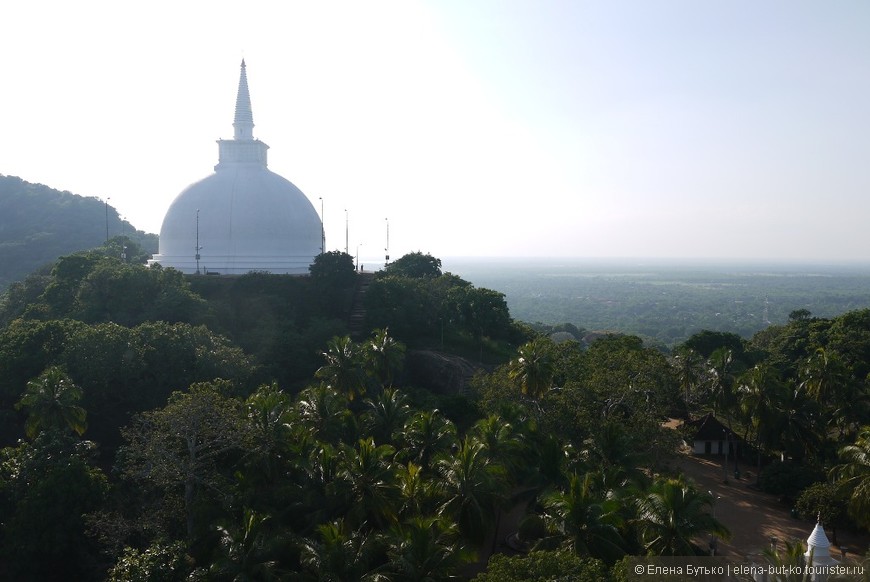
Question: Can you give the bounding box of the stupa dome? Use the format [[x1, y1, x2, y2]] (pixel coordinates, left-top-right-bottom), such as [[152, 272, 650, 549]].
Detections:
[[149, 61, 322, 275]]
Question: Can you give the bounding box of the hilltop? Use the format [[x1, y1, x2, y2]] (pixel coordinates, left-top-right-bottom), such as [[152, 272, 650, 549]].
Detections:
[[0, 174, 157, 290]]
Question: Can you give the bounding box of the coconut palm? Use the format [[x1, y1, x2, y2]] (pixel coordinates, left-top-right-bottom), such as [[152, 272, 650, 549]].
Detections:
[[830, 425, 870, 528], [384, 516, 469, 581], [317, 336, 368, 401], [16, 366, 87, 438], [209, 509, 289, 581], [539, 472, 627, 564], [508, 337, 555, 400], [364, 328, 406, 389], [399, 409, 457, 470], [635, 476, 729, 556], [296, 384, 352, 445], [337, 437, 401, 530], [673, 347, 703, 405], [435, 436, 507, 548], [299, 520, 385, 582], [362, 387, 411, 447], [737, 364, 781, 483]]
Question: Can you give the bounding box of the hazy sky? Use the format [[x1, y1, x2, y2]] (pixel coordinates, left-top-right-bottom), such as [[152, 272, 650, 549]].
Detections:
[[3, 1, 869, 262]]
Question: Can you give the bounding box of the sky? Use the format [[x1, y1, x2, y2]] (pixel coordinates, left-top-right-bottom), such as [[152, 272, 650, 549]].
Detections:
[[2, 1, 869, 263]]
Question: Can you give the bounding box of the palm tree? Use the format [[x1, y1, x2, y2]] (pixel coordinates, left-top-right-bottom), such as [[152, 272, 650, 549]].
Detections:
[[16, 366, 87, 438], [244, 383, 295, 483], [299, 520, 385, 582], [337, 437, 401, 530], [737, 364, 780, 483], [399, 409, 457, 470], [435, 436, 507, 548], [706, 348, 737, 422], [384, 516, 470, 581], [635, 476, 729, 556], [540, 472, 627, 564], [364, 328, 406, 389], [209, 509, 289, 581], [830, 425, 870, 528], [673, 347, 703, 406], [317, 336, 368, 401], [296, 384, 352, 445], [508, 337, 555, 400], [362, 387, 411, 447]]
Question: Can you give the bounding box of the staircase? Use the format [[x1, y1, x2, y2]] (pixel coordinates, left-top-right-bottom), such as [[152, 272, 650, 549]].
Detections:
[[348, 272, 375, 339]]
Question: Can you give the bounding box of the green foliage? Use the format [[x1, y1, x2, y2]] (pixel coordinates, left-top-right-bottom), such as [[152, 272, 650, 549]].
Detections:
[[472, 550, 610, 582], [16, 365, 87, 438], [0, 174, 157, 292], [107, 540, 193, 582], [758, 461, 825, 498], [794, 482, 848, 530], [0, 432, 109, 581], [831, 426, 870, 528], [384, 251, 443, 278]]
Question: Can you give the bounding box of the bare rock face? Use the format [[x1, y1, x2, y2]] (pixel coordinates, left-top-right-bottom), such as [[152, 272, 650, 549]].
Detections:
[[406, 350, 487, 395]]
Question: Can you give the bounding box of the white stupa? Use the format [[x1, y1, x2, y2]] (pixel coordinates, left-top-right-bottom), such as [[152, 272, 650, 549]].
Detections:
[[804, 518, 839, 581], [149, 61, 322, 275]]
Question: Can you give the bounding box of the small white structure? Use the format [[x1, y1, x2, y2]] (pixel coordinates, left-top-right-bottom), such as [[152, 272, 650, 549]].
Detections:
[[149, 61, 322, 275], [804, 519, 839, 581]]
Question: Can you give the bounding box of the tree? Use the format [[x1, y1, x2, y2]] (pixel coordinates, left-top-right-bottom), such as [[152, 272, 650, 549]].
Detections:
[[399, 409, 458, 470], [794, 482, 848, 546], [435, 436, 507, 548], [336, 437, 401, 530], [384, 252, 442, 279], [317, 336, 367, 401], [362, 387, 411, 447], [16, 365, 87, 438], [363, 328, 406, 389], [119, 381, 248, 543], [737, 364, 781, 483], [299, 520, 384, 582], [472, 550, 609, 582], [384, 516, 470, 580], [539, 473, 626, 563], [0, 432, 109, 581], [635, 476, 729, 556], [508, 337, 555, 400], [830, 425, 870, 528]]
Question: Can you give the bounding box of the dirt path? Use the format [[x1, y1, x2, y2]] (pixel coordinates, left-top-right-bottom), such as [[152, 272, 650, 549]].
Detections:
[[669, 451, 868, 561]]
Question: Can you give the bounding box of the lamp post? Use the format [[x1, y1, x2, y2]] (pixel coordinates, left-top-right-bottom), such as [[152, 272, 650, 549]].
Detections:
[[385, 217, 389, 266], [708, 491, 721, 555], [356, 243, 363, 272], [195, 209, 202, 275], [319, 197, 325, 254], [345, 209, 349, 254]]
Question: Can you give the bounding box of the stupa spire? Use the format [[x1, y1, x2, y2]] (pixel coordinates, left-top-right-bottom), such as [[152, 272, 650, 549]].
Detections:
[[233, 59, 254, 140]]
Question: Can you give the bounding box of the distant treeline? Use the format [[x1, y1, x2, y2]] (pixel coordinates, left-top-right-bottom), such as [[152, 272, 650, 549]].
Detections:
[[446, 258, 870, 346]]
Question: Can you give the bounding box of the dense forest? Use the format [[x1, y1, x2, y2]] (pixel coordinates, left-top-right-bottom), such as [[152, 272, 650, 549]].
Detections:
[[0, 175, 158, 291], [0, 247, 868, 580]]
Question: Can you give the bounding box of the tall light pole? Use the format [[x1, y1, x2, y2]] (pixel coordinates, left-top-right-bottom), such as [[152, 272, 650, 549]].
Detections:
[[345, 209, 349, 254], [385, 217, 389, 266], [356, 243, 363, 271], [319, 196, 325, 254], [195, 209, 202, 275]]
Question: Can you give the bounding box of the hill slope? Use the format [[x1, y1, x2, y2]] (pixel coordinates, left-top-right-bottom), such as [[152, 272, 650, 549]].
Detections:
[[0, 174, 157, 289]]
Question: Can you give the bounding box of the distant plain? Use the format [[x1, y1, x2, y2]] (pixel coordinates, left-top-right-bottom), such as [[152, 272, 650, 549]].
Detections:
[[441, 257, 870, 346]]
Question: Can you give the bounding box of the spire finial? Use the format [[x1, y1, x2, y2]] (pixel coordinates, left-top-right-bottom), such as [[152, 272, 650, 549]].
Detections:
[[233, 59, 254, 140]]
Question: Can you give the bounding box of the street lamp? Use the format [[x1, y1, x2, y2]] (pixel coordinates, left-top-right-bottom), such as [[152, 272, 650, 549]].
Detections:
[[723, 429, 729, 483], [195, 209, 203, 275], [319, 196, 325, 253], [356, 243, 363, 272], [345, 209, 349, 254], [385, 217, 390, 266]]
